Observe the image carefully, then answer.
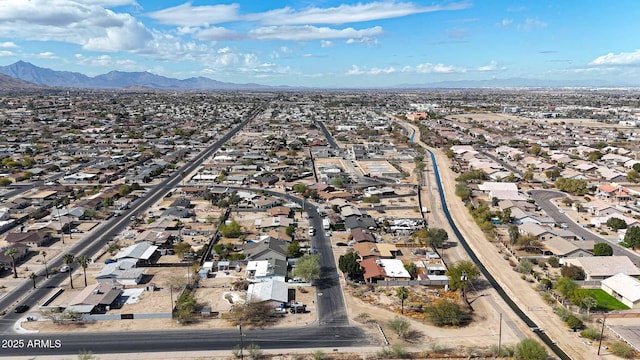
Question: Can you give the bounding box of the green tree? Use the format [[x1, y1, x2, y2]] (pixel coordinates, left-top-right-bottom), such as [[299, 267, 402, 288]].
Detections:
[[522, 170, 534, 181], [29, 272, 37, 289], [455, 184, 471, 201], [285, 224, 296, 239], [624, 226, 640, 249], [553, 276, 579, 298], [425, 227, 448, 249], [529, 145, 542, 156], [174, 242, 193, 259], [566, 315, 584, 332], [424, 299, 468, 327], [396, 286, 408, 315], [175, 288, 196, 324], [292, 254, 320, 283], [293, 183, 307, 193], [0, 178, 12, 186], [286, 240, 302, 258], [514, 338, 548, 360], [606, 217, 627, 230], [547, 256, 560, 268], [219, 220, 242, 238], [42, 250, 48, 278], [4, 247, 18, 278], [446, 260, 480, 292], [627, 169, 640, 183], [63, 253, 76, 289], [338, 251, 362, 279], [580, 296, 598, 316], [404, 262, 418, 279], [593, 242, 613, 256], [508, 224, 519, 249], [588, 150, 603, 162], [76, 255, 91, 287], [561, 264, 585, 280]]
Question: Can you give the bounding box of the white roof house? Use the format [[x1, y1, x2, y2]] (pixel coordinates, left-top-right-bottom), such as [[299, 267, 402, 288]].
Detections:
[[114, 241, 158, 263], [379, 259, 411, 279], [96, 259, 145, 286], [601, 273, 640, 309], [246, 279, 288, 303]]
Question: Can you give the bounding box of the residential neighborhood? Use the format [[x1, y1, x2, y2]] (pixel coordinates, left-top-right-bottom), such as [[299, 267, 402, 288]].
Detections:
[[1, 89, 640, 359]]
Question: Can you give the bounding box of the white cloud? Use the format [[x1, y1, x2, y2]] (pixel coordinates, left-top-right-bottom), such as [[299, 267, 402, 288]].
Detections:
[[590, 50, 640, 66], [37, 51, 58, 59], [83, 15, 153, 52], [346, 65, 396, 75], [147, 3, 240, 27], [74, 53, 137, 68], [248, 25, 383, 41], [345, 37, 379, 46], [404, 63, 465, 73], [498, 19, 513, 27], [0, 41, 18, 48], [77, 0, 139, 6], [252, 1, 471, 25], [477, 60, 504, 72], [320, 40, 333, 48], [195, 27, 242, 41], [518, 18, 547, 31], [0, 50, 15, 57], [0, 0, 153, 52]]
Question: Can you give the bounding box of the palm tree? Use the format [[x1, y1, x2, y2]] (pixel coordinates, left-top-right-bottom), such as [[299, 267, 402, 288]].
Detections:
[[41, 251, 48, 278], [5, 247, 18, 278], [76, 255, 91, 287], [396, 286, 409, 315], [62, 253, 75, 289], [29, 272, 37, 289]]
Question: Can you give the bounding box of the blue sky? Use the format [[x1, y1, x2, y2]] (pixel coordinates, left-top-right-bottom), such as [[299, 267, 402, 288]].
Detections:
[[1, 0, 639, 87]]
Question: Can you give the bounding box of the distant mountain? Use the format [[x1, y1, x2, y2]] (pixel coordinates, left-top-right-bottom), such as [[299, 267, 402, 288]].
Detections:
[[0, 61, 283, 90], [0, 72, 43, 90]]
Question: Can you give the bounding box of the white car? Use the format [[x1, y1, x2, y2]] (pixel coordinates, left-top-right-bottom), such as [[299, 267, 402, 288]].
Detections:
[[59, 265, 70, 273]]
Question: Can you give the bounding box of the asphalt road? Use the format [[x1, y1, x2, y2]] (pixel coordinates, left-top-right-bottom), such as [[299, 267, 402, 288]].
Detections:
[[0, 326, 368, 356], [529, 189, 640, 266]]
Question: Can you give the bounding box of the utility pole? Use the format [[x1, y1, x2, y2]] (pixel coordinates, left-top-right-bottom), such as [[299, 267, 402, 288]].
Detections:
[[498, 313, 502, 356], [597, 312, 607, 355]]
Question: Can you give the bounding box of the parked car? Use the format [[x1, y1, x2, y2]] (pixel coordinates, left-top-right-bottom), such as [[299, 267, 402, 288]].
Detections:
[[104, 259, 116, 264], [14, 304, 29, 313]]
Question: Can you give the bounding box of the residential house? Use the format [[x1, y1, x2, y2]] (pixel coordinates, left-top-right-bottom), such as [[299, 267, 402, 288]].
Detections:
[[245, 258, 288, 283], [5, 231, 52, 247], [65, 283, 122, 314], [95, 259, 146, 286], [113, 241, 158, 264], [541, 237, 593, 259], [246, 279, 289, 304], [564, 256, 640, 281], [601, 273, 640, 309], [243, 237, 289, 262]]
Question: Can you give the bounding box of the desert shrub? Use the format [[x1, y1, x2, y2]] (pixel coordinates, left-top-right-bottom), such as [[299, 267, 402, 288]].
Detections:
[[547, 256, 560, 268], [566, 315, 584, 331], [610, 341, 635, 359], [580, 327, 602, 341], [553, 306, 573, 322], [377, 345, 410, 359]]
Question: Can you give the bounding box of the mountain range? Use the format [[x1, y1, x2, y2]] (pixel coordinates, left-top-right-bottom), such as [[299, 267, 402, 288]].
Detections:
[[0, 61, 280, 90], [0, 61, 636, 90]]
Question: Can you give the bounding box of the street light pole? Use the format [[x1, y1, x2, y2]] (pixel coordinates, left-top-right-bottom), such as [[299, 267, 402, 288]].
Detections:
[[237, 323, 244, 360]]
